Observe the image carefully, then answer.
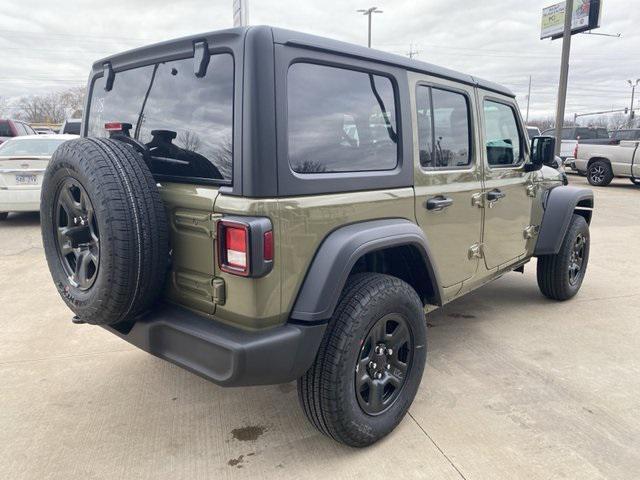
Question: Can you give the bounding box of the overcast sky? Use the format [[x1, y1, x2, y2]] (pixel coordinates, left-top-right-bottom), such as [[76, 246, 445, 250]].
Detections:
[[1, 0, 638, 119]]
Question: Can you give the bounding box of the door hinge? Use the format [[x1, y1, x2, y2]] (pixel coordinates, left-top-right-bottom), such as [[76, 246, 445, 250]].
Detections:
[[468, 243, 484, 260], [212, 277, 226, 305], [471, 192, 484, 208], [523, 225, 540, 240], [174, 211, 222, 238]]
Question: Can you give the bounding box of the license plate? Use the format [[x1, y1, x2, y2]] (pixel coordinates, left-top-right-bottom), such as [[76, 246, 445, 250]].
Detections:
[[15, 174, 38, 185]]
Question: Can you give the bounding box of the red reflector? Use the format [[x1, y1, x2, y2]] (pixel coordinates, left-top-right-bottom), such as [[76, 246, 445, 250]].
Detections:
[[104, 122, 123, 131], [263, 231, 273, 261]]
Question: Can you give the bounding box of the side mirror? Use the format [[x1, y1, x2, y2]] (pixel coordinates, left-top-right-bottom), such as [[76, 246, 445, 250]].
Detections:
[[527, 136, 556, 172]]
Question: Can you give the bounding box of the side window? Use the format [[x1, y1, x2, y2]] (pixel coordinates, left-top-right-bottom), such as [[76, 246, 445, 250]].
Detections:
[[483, 100, 523, 167], [416, 86, 471, 169], [287, 62, 398, 174]]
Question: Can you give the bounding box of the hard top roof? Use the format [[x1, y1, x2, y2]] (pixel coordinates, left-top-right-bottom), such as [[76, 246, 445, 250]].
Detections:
[[93, 25, 514, 98]]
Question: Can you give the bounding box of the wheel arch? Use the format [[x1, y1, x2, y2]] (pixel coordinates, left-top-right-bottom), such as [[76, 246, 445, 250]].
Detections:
[[289, 219, 443, 323], [587, 156, 611, 169], [534, 186, 594, 257]]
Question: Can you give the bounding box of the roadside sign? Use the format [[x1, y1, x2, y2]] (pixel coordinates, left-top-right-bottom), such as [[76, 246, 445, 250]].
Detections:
[[541, 0, 602, 40]]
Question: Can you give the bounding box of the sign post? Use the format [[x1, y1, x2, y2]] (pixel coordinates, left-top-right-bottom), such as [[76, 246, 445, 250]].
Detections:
[[553, 0, 574, 155], [233, 0, 249, 27], [541, 0, 602, 155]]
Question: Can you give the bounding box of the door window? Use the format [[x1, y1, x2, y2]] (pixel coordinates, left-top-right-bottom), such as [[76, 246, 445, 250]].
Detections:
[[483, 100, 523, 167], [416, 86, 471, 169]]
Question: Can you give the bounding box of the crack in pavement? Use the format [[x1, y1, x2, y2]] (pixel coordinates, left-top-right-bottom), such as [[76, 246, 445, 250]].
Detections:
[[408, 412, 468, 480]]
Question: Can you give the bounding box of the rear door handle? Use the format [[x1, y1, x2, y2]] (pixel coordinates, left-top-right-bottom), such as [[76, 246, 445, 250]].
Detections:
[[486, 189, 506, 202], [425, 196, 454, 211]]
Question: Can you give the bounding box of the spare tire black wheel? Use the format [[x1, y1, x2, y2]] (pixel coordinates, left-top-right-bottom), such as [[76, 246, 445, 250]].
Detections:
[[41, 138, 169, 325]]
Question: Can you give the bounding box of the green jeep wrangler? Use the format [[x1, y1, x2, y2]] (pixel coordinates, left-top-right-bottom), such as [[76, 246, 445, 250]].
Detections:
[[40, 26, 594, 447]]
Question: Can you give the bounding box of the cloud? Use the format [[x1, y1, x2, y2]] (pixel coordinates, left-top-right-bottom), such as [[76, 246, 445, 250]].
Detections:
[[1, 0, 638, 119]]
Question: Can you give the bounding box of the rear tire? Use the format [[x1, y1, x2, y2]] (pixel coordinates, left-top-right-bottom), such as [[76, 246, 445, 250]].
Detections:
[[0, 212, 7, 221], [631, 178, 640, 186], [40, 138, 169, 325], [587, 160, 613, 186], [297, 273, 427, 447], [537, 214, 590, 301]]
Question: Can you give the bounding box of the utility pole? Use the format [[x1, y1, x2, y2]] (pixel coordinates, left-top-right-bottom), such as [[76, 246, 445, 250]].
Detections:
[[628, 79, 639, 126], [553, 0, 574, 156], [407, 44, 420, 59], [233, 0, 249, 27], [357, 7, 383, 48], [525, 75, 532, 124]]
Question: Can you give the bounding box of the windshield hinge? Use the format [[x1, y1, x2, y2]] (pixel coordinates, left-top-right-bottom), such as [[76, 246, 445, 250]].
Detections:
[[193, 40, 210, 78], [103, 62, 115, 91]]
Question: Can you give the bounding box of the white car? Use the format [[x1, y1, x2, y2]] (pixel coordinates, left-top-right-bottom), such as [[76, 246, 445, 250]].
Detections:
[[0, 134, 78, 219]]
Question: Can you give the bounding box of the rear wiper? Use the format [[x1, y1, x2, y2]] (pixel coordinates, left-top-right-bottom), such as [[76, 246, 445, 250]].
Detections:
[[134, 64, 159, 140]]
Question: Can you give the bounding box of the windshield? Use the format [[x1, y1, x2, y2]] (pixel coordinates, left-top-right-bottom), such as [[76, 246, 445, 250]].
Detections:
[[87, 53, 234, 183], [0, 138, 67, 156]]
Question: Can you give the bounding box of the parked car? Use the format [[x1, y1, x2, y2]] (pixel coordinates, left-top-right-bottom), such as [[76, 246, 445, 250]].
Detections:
[[39, 26, 593, 447], [526, 126, 541, 138], [0, 134, 77, 219], [542, 126, 610, 162], [33, 126, 57, 135], [574, 140, 640, 186], [60, 118, 81, 135], [0, 119, 37, 145]]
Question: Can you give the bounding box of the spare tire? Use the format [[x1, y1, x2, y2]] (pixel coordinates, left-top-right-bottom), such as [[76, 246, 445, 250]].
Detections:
[[41, 138, 169, 325]]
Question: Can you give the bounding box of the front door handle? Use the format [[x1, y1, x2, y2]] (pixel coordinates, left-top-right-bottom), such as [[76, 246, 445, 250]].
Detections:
[[486, 189, 506, 202], [425, 196, 454, 211]]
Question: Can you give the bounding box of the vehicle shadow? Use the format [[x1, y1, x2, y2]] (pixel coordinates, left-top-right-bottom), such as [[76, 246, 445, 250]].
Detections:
[[0, 211, 41, 227]]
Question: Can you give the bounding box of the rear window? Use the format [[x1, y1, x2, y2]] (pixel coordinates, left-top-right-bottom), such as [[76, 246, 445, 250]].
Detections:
[[575, 128, 609, 140], [63, 121, 81, 135], [0, 138, 67, 156], [287, 62, 398, 174], [87, 53, 234, 183], [611, 130, 639, 141]]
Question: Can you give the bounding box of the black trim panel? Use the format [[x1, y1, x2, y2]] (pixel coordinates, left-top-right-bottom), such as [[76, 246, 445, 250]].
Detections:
[[290, 219, 443, 322], [534, 186, 594, 256]]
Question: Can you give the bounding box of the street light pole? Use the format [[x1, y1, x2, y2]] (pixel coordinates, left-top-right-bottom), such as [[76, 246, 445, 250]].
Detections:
[[554, 0, 574, 156], [628, 79, 639, 126], [526, 75, 532, 124], [357, 7, 383, 48]]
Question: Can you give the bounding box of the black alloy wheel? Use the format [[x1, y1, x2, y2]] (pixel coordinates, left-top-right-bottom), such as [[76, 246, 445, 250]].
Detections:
[[54, 178, 100, 291], [355, 313, 413, 416], [568, 233, 586, 286]]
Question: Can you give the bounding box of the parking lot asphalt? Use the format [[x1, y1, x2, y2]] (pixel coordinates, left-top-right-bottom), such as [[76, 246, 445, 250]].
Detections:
[[1, 174, 639, 480]]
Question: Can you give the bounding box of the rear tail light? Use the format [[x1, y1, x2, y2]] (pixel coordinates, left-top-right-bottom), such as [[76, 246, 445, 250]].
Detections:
[[219, 221, 249, 275], [218, 217, 273, 277]]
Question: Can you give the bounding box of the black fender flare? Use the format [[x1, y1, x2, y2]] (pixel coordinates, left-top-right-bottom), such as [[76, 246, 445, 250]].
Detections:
[[534, 186, 594, 256], [290, 219, 443, 323]]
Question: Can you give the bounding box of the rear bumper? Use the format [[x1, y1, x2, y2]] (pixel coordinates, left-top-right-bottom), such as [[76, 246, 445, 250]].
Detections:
[[0, 188, 40, 212], [104, 303, 326, 387]]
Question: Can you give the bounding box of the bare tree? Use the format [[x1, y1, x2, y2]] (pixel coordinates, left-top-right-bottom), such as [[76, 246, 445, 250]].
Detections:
[[177, 130, 202, 152], [0, 96, 8, 117], [608, 113, 628, 131], [18, 86, 87, 123]]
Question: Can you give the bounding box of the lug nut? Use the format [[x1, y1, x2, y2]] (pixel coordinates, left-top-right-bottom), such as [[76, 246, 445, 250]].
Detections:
[[386, 364, 390, 370], [375, 372, 383, 379], [369, 362, 377, 369], [386, 348, 393, 356]]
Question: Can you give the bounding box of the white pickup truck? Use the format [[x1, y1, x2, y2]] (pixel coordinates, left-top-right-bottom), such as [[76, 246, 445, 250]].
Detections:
[[574, 141, 640, 186]]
